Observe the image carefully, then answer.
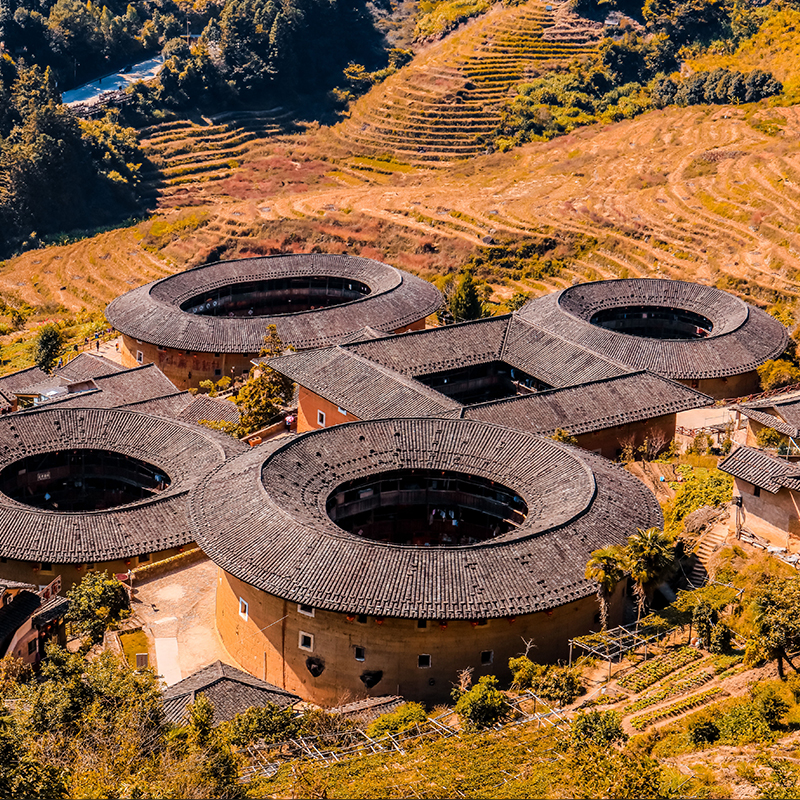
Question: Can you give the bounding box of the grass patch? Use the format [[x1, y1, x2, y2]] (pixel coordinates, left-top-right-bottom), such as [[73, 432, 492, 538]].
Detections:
[[119, 629, 150, 669]]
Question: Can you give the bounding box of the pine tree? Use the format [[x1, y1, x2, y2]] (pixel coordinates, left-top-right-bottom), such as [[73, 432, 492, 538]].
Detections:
[[449, 270, 484, 323]]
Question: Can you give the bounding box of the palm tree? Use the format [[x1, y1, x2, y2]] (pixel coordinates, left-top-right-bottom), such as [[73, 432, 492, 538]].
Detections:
[[626, 526, 676, 621], [585, 545, 627, 630]]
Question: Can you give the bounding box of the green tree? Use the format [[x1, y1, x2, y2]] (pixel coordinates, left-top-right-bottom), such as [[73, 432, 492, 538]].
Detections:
[[758, 359, 800, 391], [748, 577, 800, 679], [32, 323, 64, 373], [625, 526, 675, 620], [453, 675, 510, 731], [585, 545, 626, 630], [202, 325, 294, 438], [65, 570, 130, 645], [449, 270, 485, 323], [227, 702, 299, 746]]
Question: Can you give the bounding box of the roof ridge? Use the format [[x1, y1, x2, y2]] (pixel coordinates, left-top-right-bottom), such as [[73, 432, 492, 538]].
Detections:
[[314, 347, 462, 411], [509, 313, 634, 371]]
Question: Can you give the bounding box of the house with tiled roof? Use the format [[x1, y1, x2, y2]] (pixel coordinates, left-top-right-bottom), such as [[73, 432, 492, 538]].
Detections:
[[106, 254, 442, 390], [0, 590, 70, 664], [518, 278, 787, 399], [720, 445, 800, 548], [190, 417, 661, 705], [162, 661, 301, 725], [0, 406, 246, 590], [267, 313, 714, 459], [733, 391, 800, 455]]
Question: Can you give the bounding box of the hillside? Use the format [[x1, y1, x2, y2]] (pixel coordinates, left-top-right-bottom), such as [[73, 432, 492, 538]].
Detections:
[[332, 0, 600, 166]]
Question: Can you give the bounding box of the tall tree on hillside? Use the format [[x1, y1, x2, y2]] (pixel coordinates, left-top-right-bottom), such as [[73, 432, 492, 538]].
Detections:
[[33, 323, 64, 373], [625, 526, 675, 620], [449, 270, 484, 323], [750, 577, 800, 679], [585, 545, 627, 630]]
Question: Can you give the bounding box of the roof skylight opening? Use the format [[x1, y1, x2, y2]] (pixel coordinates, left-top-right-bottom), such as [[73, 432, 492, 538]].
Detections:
[[589, 306, 713, 340], [326, 468, 527, 547], [180, 276, 371, 318], [0, 449, 171, 512]]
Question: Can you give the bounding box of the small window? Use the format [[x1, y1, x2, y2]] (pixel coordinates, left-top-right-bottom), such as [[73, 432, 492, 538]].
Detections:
[[354, 646, 365, 661], [418, 654, 431, 668], [481, 650, 494, 666], [357, 614, 368, 624], [214, 369, 222, 377], [238, 598, 249, 621], [138, 553, 150, 563], [317, 410, 326, 427], [298, 603, 315, 617], [40, 562, 53, 573], [27, 639, 37, 655], [754, 485, 761, 497], [338, 407, 347, 416], [299, 632, 314, 652], [417, 619, 428, 629], [477, 619, 488, 627], [136, 350, 144, 364]]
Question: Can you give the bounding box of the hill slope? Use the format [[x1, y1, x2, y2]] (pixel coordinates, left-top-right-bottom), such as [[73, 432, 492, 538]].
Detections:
[[331, 0, 599, 166]]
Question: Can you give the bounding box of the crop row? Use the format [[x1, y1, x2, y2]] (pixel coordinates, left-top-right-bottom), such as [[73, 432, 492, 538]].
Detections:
[[618, 647, 701, 693], [622, 668, 714, 715], [630, 688, 725, 731]]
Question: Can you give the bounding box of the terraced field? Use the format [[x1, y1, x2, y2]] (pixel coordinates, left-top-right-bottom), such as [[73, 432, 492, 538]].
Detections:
[[332, 0, 599, 166], [138, 107, 294, 207]]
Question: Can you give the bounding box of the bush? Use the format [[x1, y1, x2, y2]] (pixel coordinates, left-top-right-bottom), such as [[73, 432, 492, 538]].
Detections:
[[756, 427, 787, 451], [366, 703, 427, 739], [717, 701, 773, 745], [227, 702, 299, 746], [509, 656, 584, 705], [758, 359, 800, 391], [686, 711, 720, 747], [454, 675, 510, 731], [571, 710, 626, 747], [710, 622, 731, 655]]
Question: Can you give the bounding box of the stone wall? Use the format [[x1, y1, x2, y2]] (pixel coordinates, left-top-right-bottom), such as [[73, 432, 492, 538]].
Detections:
[[216, 568, 623, 706]]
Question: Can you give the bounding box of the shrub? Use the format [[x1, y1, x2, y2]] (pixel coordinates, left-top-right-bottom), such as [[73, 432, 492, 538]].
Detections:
[[454, 675, 510, 731], [756, 427, 787, 451], [227, 702, 299, 746], [717, 701, 773, 745], [571, 710, 626, 747], [33, 324, 64, 374], [709, 622, 731, 655], [686, 712, 720, 747], [366, 703, 427, 739]]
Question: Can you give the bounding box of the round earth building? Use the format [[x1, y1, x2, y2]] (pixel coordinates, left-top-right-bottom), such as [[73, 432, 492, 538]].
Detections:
[[518, 278, 788, 399], [0, 406, 245, 590], [106, 254, 442, 389], [190, 417, 662, 705]]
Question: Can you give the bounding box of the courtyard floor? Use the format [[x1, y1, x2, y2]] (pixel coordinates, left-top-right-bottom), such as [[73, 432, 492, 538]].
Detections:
[[129, 557, 242, 685]]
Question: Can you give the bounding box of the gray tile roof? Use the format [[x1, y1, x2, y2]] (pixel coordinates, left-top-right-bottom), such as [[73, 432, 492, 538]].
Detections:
[[518, 279, 788, 380], [719, 445, 800, 493], [105, 254, 441, 353], [120, 393, 196, 418], [57, 353, 124, 382], [162, 660, 300, 725], [267, 348, 460, 419], [189, 418, 662, 619], [0, 367, 48, 405], [0, 590, 40, 651], [32, 595, 70, 626], [735, 407, 798, 438], [34, 364, 179, 411], [176, 395, 240, 425], [459, 372, 713, 435], [0, 407, 247, 562]]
